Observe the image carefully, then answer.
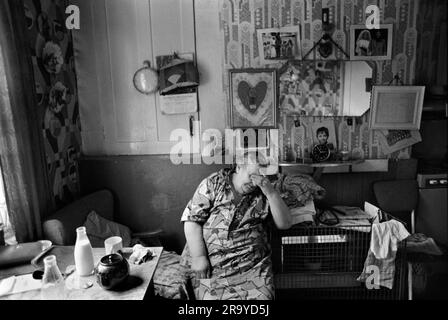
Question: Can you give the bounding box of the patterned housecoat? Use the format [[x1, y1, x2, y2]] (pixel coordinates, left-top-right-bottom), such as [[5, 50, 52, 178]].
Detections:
[[180, 168, 274, 300]]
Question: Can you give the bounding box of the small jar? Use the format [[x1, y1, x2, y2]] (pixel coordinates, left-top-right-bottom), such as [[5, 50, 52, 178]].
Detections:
[[95, 253, 129, 290], [340, 150, 350, 161]]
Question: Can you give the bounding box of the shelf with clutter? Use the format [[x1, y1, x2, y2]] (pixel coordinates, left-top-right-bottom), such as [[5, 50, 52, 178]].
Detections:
[[279, 158, 365, 181], [279, 159, 364, 168]]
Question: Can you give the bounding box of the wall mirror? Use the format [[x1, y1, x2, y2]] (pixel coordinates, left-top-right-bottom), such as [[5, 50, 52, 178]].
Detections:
[[342, 61, 375, 117], [279, 60, 374, 117]]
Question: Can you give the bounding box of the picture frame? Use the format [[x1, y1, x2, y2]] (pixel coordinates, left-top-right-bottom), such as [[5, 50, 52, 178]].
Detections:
[[350, 24, 393, 60], [257, 26, 301, 64], [229, 68, 277, 129], [369, 86, 425, 130], [311, 120, 337, 149]]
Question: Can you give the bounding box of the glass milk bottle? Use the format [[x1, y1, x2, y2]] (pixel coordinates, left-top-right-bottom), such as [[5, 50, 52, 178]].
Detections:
[[74, 226, 94, 276], [41, 255, 66, 300]]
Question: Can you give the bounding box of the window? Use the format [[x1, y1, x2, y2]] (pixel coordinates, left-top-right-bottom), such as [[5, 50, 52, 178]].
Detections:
[[0, 164, 17, 245]]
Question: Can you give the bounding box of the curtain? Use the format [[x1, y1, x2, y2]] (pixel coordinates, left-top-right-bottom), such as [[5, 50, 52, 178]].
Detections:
[[0, 0, 54, 242]]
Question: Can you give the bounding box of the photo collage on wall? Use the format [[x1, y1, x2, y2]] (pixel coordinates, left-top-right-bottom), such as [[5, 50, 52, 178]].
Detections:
[[220, 0, 424, 161], [279, 60, 343, 117]]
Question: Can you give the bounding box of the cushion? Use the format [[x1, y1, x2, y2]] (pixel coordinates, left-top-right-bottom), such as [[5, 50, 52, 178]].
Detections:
[[83, 211, 132, 248], [153, 251, 193, 300]]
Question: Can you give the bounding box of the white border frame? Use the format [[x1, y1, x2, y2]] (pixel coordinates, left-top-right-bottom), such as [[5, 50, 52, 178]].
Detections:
[[369, 86, 425, 130], [350, 24, 393, 61]]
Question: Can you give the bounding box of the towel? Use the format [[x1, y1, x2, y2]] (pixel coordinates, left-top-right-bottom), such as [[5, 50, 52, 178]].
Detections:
[[357, 220, 410, 289], [370, 220, 410, 260]]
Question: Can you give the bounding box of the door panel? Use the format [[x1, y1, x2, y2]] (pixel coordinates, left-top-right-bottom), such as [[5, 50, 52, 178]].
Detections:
[[71, 0, 197, 155]]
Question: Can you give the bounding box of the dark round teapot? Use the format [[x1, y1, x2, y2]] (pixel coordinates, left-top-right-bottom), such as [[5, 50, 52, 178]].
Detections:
[[95, 253, 129, 290]]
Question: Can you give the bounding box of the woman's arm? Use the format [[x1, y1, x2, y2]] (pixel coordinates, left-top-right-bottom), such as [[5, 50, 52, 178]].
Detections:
[[265, 190, 293, 230], [251, 175, 292, 230], [184, 221, 212, 278]]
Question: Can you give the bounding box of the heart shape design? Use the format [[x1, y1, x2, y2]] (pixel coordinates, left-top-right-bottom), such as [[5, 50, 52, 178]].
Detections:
[[237, 81, 267, 113]]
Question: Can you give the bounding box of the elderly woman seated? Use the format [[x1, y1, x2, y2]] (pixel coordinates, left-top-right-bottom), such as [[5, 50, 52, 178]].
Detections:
[[180, 151, 292, 300]]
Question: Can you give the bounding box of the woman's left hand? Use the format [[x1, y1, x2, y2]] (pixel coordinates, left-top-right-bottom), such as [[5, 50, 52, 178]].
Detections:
[[250, 174, 275, 197]]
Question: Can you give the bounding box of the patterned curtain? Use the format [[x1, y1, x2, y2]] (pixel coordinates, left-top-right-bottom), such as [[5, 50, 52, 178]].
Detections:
[[0, 0, 53, 242]]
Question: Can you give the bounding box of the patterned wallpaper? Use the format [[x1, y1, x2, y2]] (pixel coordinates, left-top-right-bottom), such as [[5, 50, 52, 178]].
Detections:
[[23, 0, 81, 208], [219, 0, 422, 160]]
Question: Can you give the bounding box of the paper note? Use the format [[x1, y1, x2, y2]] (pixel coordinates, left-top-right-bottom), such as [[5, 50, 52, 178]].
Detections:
[[159, 93, 198, 115], [0, 274, 41, 297], [377, 129, 422, 155], [0, 276, 16, 296], [364, 201, 380, 223]]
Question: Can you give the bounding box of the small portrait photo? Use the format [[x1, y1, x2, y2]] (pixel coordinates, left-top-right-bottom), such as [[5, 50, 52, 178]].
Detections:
[[311, 120, 337, 151], [350, 24, 393, 60], [257, 27, 301, 64]]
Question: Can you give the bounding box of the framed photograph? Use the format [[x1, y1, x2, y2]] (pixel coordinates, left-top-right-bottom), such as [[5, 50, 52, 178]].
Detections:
[[257, 26, 301, 64], [369, 86, 425, 130], [310, 120, 338, 162], [311, 120, 337, 150], [229, 68, 277, 129], [350, 24, 393, 60]]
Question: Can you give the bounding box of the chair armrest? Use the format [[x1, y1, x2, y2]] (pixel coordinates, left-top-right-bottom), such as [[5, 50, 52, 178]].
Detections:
[[43, 190, 114, 245], [132, 228, 164, 239], [131, 229, 164, 247]]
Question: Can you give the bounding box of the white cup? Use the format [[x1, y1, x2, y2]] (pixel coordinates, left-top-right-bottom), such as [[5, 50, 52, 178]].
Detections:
[[104, 236, 123, 255]]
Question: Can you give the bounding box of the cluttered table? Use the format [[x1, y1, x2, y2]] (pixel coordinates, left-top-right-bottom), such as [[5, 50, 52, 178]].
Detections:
[[0, 246, 163, 300]]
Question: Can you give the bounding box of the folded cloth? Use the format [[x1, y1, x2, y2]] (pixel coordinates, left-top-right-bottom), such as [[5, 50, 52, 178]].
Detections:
[[290, 200, 316, 226], [357, 220, 410, 289], [129, 244, 154, 265], [316, 206, 372, 231], [272, 173, 326, 208]]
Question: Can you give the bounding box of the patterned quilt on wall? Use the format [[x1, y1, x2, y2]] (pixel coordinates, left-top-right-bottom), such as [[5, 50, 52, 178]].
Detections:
[[23, 0, 81, 208], [219, 0, 422, 160]]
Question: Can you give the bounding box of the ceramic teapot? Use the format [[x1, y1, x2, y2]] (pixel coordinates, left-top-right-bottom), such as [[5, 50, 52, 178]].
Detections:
[[95, 253, 129, 290]]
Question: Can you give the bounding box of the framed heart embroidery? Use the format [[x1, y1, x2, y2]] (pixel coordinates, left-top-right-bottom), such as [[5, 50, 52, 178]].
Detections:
[[229, 69, 277, 129]]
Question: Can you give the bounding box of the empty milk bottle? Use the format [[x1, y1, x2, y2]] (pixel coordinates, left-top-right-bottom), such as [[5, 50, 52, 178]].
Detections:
[[74, 226, 94, 276], [41, 255, 66, 300]]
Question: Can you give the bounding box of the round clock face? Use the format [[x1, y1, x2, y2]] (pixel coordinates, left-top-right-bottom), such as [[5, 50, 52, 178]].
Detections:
[[133, 66, 158, 94], [311, 144, 331, 162]]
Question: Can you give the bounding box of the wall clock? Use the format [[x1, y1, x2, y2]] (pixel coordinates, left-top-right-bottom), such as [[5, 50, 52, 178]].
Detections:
[[133, 61, 158, 94], [311, 144, 331, 162]]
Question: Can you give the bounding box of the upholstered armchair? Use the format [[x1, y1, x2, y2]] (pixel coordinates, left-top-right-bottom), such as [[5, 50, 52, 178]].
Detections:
[[42, 189, 163, 247]]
